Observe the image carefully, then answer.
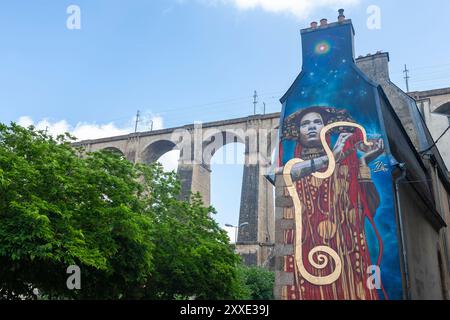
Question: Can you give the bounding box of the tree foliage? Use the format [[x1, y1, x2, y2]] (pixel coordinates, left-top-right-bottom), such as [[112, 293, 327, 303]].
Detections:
[[0, 123, 243, 300], [239, 266, 275, 300]]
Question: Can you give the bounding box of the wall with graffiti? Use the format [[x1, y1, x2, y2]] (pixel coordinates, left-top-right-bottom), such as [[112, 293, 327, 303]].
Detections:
[[276, 19, 404, 300]]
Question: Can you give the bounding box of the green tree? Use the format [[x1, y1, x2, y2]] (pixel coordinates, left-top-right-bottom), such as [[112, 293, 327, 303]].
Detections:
[[239, 266, 275, 300], [139, 165, 243, 300], [0, 123, 243, 300]]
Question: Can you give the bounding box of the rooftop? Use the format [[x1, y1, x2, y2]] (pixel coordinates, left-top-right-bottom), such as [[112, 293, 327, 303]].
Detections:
[[408, 87, 450, 99]]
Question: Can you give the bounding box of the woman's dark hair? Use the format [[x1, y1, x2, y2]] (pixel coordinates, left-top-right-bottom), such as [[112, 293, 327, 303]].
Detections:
[[282, 106, 355, 140]]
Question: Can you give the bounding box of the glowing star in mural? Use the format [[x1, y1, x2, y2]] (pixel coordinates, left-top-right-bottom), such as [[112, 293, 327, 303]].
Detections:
[[315, 42, 331, 55]]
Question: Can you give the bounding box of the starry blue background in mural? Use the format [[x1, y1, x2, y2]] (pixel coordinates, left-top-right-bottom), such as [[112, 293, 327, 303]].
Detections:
[[278, 21, 404, 300]]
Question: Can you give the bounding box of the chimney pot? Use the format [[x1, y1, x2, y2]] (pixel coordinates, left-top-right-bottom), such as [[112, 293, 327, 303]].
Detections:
[[320, 19, 328, 26], [310, 21, 318, 28], [338, 9, 345, 22]]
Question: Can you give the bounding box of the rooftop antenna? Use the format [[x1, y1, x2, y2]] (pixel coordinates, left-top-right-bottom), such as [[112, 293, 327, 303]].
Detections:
[[263, 102, 266, 115], [403, 64, 410, 93], [253, 90, 258, 115], [134, 110, 141, 133]]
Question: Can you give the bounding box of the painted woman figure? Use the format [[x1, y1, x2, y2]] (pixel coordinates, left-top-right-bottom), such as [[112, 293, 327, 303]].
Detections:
[[279, 106, 387, 300]]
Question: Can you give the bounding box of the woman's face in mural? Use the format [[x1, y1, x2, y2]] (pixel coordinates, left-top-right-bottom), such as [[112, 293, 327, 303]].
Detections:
[[299, 112, 325, 148]]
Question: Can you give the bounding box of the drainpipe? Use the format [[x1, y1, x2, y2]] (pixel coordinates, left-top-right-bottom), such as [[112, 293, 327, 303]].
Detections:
[[394, 163, 412, 300]]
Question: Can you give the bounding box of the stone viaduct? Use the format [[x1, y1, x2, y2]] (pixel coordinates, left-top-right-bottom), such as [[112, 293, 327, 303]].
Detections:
[[74, 113, 280, 266], [73, 53, 450, 268], [75, 84, 450, 266]]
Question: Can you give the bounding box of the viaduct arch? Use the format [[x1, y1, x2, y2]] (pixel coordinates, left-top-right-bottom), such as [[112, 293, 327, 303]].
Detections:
[[74, 113, 280, 266]]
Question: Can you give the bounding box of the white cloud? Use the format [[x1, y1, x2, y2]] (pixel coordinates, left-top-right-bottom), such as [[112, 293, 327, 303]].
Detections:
[[16, 115, 181, 172], [223, 225, 237, 243], [158, 150, 181, 172], [18, 116, 73, 138], [190, 0, 360, 19], [17, 114, 165, 141], [140, 115, 164, 131], [17, 116, 34, 128], [72, 122, 131, 141]]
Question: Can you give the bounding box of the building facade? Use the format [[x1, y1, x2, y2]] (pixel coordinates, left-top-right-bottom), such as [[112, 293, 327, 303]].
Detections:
[[272, 11, 450, 300], [409, 88, 450, 173], [73, 11, 450, 300]]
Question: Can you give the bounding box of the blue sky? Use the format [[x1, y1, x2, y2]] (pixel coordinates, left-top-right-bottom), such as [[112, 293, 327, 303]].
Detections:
[[1, 0, 450, 240]]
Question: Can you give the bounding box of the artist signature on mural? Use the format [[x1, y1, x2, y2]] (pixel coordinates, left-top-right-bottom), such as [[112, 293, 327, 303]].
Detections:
[[373, 161, 389, 173]]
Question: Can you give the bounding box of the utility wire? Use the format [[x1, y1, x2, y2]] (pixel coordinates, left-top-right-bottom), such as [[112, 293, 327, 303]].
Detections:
[[92, 91, 283, 125], [420, 126, 450, 154], [408, 62, 450, 71], [391, 62, 450, 76]]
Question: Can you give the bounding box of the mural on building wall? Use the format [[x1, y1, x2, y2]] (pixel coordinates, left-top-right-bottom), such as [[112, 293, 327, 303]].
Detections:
[[276, 18, 404, 300]]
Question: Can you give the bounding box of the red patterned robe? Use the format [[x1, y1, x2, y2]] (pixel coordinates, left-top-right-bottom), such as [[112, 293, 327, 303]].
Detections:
[[282, 130, 387, 300]]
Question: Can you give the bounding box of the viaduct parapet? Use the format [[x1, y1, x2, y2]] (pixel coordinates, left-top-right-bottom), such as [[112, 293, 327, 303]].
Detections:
[[74, 113, 280, 266], [73, 57, 450, 268]]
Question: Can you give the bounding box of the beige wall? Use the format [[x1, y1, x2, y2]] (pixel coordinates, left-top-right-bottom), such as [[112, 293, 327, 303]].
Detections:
[[398, 180, 447, 299], [431, 164, 450, 299], [418, 99, 450, 169]]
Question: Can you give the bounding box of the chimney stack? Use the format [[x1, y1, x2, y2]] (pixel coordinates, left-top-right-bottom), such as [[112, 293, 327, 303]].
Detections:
[[307, 9, 348, 30], [338, 9, 345, 22], [300, 10, 355, 71]]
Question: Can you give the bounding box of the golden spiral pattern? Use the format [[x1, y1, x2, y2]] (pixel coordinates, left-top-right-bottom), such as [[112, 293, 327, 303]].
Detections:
[[283, 121, 373, 286]]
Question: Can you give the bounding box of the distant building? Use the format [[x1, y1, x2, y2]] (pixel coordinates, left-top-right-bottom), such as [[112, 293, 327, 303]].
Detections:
[[409, 88, 450, 173], [355, 52, 450, 299], [356, 53, 450, 173]]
